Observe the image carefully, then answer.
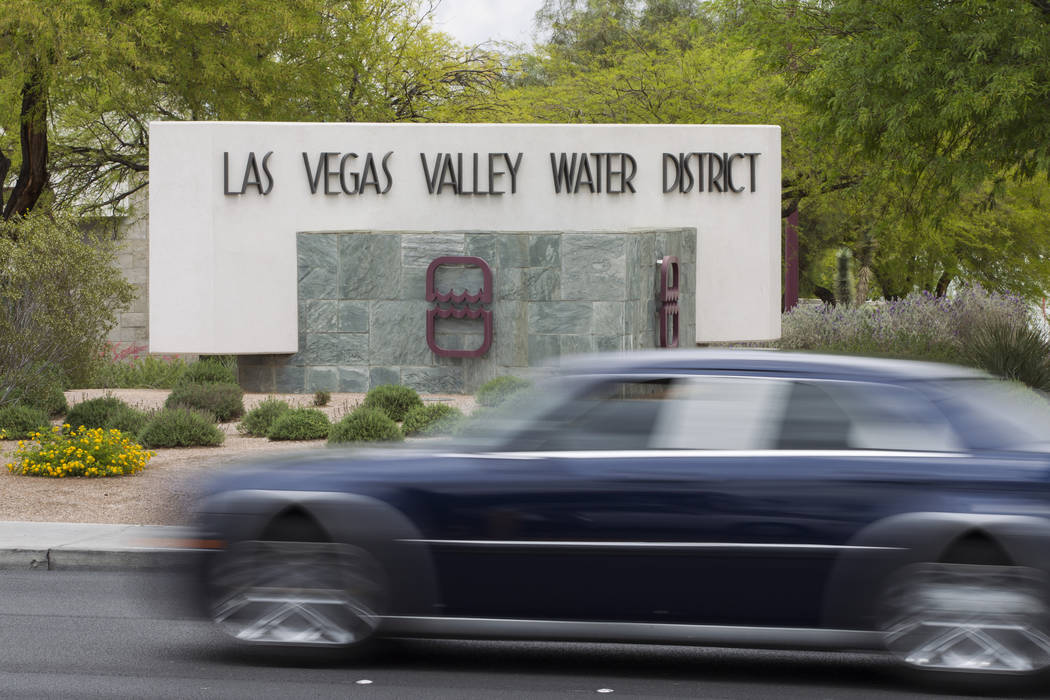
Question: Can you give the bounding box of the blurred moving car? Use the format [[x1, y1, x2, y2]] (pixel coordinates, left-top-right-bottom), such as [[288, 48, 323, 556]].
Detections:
[[189, 351, 1050, 683]]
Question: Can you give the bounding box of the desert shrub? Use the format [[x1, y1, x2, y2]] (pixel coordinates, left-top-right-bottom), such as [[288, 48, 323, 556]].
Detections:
[[362, 384, 422, 421], [238, 398, 291, 437], [8, 372, 69, 416], [780, 285, 1032, 365], [7, 425, 153, 478], [313, 390, 331, 407], [66, 396, 149, 436], [964, 322, 1050, 392], [165, 382, 244, 422], [476, 376, 531, 407], [87, 345, 189, 389], [0, 210, 134, 406], [450, 405, 496, 437], [0, 404, 50, 440], [176, 358, 238, 387], [268, 408, 331, 441], [138, 408, 225, 448], [328, 408, 403, 444], [402, 403, 464, 437]]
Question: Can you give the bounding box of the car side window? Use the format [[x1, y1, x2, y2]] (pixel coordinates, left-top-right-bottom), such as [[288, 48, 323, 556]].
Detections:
[[776, 381, 852, 449], [775, 380, 961, 452], [539, 378, 677, 451], [653, 376, 790, 449], [822, 381, 961, 451]]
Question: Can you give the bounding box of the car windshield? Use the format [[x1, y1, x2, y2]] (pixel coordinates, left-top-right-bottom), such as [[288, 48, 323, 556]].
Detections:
[[930, 378, 1050, 452]]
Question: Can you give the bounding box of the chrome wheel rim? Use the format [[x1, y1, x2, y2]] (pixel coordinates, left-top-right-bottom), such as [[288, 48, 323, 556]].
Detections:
[[881, 563, 1050, 673], [208, 541, 386, 646]]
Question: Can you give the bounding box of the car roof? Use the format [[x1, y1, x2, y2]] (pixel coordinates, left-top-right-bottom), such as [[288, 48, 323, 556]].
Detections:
[[555, 349, 988, 382]]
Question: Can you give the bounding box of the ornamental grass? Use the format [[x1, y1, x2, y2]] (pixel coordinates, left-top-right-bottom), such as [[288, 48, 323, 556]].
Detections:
[[6, 425, 154, 478]]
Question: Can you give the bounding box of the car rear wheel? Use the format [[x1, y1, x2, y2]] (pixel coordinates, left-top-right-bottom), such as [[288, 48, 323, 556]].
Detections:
[[880, 563, 1050, 676], [206, 539, 388, 648]]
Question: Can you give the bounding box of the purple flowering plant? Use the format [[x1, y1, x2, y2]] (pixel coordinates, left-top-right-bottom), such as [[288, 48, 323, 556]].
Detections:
[[779, 284, 1033, 366]]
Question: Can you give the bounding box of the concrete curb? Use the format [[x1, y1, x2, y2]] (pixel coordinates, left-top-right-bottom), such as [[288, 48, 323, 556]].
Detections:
[[0, 521, 197, 571]]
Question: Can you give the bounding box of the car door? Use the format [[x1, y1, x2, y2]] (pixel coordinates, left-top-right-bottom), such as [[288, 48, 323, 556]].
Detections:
[[542, 374, 970, 627], [416, 374, 690, 621]]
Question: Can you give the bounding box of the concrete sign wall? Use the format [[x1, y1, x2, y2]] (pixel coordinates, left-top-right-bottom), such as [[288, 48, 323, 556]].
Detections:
[[149, 122, 781, 353]]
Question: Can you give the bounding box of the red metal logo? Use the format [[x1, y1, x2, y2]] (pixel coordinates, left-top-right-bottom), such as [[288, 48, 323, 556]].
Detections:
[[659, 256, 679, 348], [426, 256, 493, 358]]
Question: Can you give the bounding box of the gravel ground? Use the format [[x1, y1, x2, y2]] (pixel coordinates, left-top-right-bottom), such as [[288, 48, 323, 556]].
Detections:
[[0, 389, 475, 526]]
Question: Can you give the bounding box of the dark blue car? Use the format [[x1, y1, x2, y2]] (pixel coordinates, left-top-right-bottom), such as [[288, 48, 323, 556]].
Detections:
[[190, 350, 1050, 683]]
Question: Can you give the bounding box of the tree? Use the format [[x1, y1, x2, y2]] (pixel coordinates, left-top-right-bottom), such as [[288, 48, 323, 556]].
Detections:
[[710, 0, 1050, 300], [733, 0, 1050, 216], [0, 0, 502, 215]]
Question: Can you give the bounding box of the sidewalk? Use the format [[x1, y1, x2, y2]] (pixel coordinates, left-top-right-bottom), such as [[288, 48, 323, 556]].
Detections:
[[0, 521, 196, 571]]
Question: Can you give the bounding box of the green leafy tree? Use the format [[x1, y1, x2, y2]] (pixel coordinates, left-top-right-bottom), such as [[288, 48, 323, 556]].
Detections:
[[715, 0, 1050, 299], [734, 0, 1050, 205], [0, 0, 502, 214]]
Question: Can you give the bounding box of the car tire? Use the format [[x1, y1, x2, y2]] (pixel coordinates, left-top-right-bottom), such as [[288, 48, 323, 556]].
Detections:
[[879, 562, 1050, 683], [205, 536, 388, 651]]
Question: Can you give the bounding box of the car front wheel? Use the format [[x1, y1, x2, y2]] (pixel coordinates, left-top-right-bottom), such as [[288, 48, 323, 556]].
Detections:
[[880, 562, 1050, 676], [206, 539, 388, 648]]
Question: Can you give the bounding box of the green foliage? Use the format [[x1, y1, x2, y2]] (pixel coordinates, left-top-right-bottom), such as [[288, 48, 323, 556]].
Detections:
[[8, 371, 68, 417], [476, 376, 532, 407], [0, 404, 49, 440], [740, 0, 1050, 201], [86, 354, 190, 389], [732, 0, 1050, 300], [238, 398, 291, 437], [0, 0, 502, 213], [164, 383, 244, 422], [964, 322, 1050, 393], [362, 385, 423, 422], [176, 359, 237, 387], [0, 211, 133, 408], [267, 408, 331, 441], [313, 390, 331, 407], [138, 408, 225, 448], [401, 403, 464, 437], [66, 396, 149, 436], [328, 408, 404, 444]]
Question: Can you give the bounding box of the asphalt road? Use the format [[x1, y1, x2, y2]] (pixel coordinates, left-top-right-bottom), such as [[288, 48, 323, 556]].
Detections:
[[0, 570, 1035, 700]]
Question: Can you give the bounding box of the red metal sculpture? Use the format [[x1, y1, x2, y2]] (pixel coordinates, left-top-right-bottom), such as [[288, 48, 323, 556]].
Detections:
[[426, 256, 493, 358], [659, 256, 680, 348]]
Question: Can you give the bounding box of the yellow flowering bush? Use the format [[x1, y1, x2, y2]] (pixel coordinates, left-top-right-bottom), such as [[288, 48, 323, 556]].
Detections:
[[6, 425, 154, 478]]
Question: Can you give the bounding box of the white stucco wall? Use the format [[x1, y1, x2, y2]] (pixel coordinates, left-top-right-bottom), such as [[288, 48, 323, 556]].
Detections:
[[149, 122, 781, 353]]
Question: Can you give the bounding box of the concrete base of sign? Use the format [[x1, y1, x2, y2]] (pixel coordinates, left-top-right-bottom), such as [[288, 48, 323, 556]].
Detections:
[[237, 228, 695, 394]]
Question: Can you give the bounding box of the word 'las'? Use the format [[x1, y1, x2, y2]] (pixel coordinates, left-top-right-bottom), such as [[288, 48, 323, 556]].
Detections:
[[224, 151, 274, 195], [421, 153, 523, 195]]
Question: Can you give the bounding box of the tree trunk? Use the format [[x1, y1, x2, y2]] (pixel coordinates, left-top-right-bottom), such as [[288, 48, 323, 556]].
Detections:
[[3, 66, 49, 221], [813, 284, 836, 306], [934, 272, 952, 297], [0, 152, 10, 212]]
